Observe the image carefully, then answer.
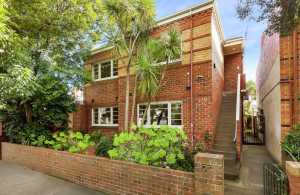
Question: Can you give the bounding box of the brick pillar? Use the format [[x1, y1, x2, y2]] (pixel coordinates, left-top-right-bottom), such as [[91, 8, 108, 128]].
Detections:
[[194, 153, 224, 195], [286, 161, 300, 195], [236, 120, 242, 160]]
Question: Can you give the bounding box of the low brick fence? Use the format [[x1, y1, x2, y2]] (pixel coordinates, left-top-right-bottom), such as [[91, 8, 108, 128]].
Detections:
[[1, 142, 224, 195], [286, 161, 300, 195]]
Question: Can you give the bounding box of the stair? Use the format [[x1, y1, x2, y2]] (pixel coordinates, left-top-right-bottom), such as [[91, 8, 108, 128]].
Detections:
[[211, 93, 240, 180]]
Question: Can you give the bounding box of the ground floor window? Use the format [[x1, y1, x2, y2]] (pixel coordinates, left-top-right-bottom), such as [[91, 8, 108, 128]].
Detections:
[[137, 101, 182, 127], [92, 107, 118, 126]]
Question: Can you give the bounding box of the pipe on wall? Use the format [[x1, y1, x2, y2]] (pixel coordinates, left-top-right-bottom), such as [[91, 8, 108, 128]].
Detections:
[[189, 8, 194, 146]]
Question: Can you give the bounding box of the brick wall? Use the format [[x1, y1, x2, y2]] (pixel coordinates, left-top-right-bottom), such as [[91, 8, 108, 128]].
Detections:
[[279, 28, 300, 140], [71, 6, 231, 145], [1, 142, 224, 195], [224, 53, 243, 92], [286, 161, 300, 195]]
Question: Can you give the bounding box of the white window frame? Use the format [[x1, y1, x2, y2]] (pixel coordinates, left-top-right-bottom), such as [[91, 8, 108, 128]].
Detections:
[[92, 107, 118, 127], [137, 101, 183, 128], [92, 59, 118, 81]]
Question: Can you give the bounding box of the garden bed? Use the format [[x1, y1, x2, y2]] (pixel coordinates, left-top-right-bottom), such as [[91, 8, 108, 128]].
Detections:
[[1, 142, 224, 195]]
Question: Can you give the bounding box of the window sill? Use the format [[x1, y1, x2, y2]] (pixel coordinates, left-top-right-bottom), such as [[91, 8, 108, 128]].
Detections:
[[93, 76, 118, 82], [156, 59, 182, 66]]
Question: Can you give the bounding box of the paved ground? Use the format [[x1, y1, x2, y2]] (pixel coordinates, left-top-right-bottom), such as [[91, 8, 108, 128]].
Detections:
[[0, 161, 106, 195], [225, 145, 275, 195]]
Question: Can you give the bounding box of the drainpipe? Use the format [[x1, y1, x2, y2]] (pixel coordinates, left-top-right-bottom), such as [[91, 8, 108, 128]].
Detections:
[[189, 8, 194, 146]]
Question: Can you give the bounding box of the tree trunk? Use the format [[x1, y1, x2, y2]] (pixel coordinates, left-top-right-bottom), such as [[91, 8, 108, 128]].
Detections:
[[24, 102, 32, 123], [124, 66, 130, 131], [141, 95, 151, 126], [130, 74, 138, 129]]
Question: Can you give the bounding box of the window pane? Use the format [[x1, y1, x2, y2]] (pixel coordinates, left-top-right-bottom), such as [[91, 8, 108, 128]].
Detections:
[[113, 60, 118, 76], [150, 104, 168, 125], [171, 103, 182, 125], [100, 61, 111, 79], [138, 105, 148, 125], [93, 64, 99, 80], [93, 108, 99, 124], [113, 107, 118, 124], [100, 107, 111, 124]]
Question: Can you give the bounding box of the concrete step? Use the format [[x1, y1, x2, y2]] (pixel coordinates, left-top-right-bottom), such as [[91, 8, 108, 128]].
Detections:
[[210, 149, 237, 160], [224, 160, 240, 180]]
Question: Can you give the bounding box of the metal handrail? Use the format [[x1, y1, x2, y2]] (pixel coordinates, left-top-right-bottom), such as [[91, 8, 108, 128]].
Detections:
[[234, 74, 241, 143]]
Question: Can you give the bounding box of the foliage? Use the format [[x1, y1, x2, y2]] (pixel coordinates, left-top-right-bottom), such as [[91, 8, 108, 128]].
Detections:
[[282, 124, 300, 161], [45, 131, 94, 153], [171, 141, 205, 172], [91, 131, 113, 157], [102, 0, 155, 130], [135, 29, 181, 125], [0, 0, 102, 140], [246, 80, 256, 97], [108, 126, 187, 167], [236, 0, 300, 35]]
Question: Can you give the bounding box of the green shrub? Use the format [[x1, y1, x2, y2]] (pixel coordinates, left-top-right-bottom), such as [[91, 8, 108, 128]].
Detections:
[[90, 131, 113, 157], [108, 126, 187, 168], [282, 124, 300, 161], [171, 141, 205, 172], [45, 131, 94, 153]]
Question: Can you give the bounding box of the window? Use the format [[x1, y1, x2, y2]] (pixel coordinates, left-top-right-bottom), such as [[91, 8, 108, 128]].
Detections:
[[137, 101, 182, 127], [92, 60, 118, 80], [92, 107, 118, 126]]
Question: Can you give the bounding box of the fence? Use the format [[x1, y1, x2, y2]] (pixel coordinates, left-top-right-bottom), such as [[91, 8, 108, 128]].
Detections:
[[263, 163, 289, 195], [1, 142, 224, 195]]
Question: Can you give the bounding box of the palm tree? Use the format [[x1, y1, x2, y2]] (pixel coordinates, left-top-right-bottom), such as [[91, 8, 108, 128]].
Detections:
[[130, 29, 181, 126], [102, 0, 155, 131]]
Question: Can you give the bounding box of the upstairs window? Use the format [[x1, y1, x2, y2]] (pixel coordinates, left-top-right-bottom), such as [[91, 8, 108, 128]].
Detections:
[[92, 107, 118, 126], [92, 60, 118, 81], [137, 101, 182, 127]]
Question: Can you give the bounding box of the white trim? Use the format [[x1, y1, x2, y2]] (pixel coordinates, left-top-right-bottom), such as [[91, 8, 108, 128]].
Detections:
[[91, 107, 119, 127], [91, 46, 114, 55], [156, 1, 213, 26], [92, 59, 118, 81], [137, 101, 183, 127]]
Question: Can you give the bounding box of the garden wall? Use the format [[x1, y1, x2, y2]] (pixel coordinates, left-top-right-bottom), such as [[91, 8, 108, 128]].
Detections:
[[1, 142, 224, 195]]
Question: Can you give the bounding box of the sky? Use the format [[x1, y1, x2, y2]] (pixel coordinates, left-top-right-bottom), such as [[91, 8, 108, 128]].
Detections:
[[156, 0, 266, 81]]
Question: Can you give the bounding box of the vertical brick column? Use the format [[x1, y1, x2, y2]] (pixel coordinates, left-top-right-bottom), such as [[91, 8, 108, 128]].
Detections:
[[194, 153, 224, 195], [236, 120, 242, 160], [286, 161, 300, 195]]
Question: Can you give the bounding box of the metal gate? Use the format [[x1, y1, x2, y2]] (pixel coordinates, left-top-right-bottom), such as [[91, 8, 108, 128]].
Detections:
[[263, 163, 289, 195], [243, 108, 265, 145]]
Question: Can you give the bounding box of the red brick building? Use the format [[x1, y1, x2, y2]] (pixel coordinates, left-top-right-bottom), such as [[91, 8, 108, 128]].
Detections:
[[70, 1, 244, 147]]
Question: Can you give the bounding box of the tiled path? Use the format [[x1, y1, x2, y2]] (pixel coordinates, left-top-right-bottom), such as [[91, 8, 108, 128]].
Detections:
[[225, 145, 275, 195], [0, 161, 106, 195]]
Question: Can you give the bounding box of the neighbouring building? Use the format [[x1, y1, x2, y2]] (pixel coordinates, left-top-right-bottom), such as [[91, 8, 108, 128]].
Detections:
[[70, 0, 245, 177], [256, 28, 300, 163]]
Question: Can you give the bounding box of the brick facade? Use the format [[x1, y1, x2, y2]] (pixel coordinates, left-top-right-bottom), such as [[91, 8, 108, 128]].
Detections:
[[72, 2, 244, 146], [224, 53, 243, 92], [286, 161, 300, 195], [1, 142, 224, 195]]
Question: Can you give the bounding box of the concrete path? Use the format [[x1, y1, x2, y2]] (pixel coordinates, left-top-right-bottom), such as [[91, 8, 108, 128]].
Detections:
[[225, 145, 275, 195], [0, 161, 106, 195]]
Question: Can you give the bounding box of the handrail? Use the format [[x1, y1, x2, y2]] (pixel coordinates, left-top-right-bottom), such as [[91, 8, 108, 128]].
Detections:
[[234, 74, 241, 143]]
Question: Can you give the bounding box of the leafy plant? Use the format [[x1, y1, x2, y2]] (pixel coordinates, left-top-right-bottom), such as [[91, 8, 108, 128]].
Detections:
[[282, 124, 300, 161], [45, 131, 94, 154], [91, 131, 113, 157], [108, 126, 187, 167]]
